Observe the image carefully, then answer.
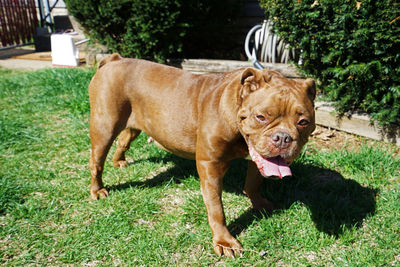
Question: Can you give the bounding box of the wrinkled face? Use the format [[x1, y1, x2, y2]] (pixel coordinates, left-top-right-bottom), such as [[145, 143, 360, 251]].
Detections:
[[237, 68, 316, 178]]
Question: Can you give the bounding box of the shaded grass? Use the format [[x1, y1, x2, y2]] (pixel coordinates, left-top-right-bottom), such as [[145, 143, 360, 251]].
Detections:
[[0, 68, 399, 265]]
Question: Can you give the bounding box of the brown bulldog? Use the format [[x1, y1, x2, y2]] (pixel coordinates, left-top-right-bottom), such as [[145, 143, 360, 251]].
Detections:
[[89, 53, 316, 257]]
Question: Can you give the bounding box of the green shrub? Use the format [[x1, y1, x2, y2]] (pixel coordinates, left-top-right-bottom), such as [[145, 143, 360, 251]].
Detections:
[[260, 0, 400, 126], [65, 0, 242, 62]]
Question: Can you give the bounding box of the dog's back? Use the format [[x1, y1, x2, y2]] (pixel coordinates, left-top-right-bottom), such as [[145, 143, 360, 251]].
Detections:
[[89, 54, 227, 159]]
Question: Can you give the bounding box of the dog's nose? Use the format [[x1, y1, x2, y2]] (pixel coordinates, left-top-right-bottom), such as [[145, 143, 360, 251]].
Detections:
[[271, 131, 293, 149]]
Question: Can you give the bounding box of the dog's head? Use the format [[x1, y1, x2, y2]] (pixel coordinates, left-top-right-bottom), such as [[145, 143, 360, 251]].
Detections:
[[237, 68, 316, 178]]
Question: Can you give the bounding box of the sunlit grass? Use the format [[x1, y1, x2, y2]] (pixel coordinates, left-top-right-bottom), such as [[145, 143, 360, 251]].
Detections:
[[1, 68, 399, 265]]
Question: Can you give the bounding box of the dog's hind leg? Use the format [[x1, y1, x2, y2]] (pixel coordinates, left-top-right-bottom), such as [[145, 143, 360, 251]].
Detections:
[[89, 117, 124, 200], [113, 128, 141, 168]]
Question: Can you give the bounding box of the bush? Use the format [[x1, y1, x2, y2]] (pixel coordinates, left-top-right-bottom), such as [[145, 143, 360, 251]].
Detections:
[[260, 0, 400, 126], [65, 0, 242, 62]]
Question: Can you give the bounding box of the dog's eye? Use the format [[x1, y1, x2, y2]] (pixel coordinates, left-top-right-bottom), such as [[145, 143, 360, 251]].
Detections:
[[255, 114, 266, 123], [298, 119, 309, 127]]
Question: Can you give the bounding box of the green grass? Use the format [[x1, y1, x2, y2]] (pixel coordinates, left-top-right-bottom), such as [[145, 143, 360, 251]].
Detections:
[[0, 67, 399, 265]]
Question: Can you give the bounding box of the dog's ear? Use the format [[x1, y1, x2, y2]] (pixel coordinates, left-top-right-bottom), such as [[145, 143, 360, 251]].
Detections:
[[302, 78, 316, 101], [240, 68, 271, 99]]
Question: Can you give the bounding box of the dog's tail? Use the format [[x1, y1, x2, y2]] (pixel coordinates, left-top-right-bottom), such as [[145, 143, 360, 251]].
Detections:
[[97, 53, 123, 69]]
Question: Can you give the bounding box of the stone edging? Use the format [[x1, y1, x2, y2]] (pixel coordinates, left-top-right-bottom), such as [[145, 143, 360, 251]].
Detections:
[[315, 102, 399, 145], [180, 59, 301, 78]]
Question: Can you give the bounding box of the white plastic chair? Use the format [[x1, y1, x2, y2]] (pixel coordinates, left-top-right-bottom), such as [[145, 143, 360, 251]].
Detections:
[[245, 20, 299, 69]]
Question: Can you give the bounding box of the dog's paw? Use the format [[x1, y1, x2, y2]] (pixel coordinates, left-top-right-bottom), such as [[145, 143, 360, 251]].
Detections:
[[244, 191, 275, 213], [90, 188, 109, 200], [113, 160, 130, 168], [213, 236, 243, 258], [251, 197, 275, 214]]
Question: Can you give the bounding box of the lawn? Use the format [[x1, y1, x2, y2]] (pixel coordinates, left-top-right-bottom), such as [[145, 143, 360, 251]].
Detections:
[[0, 67, 399, 265]]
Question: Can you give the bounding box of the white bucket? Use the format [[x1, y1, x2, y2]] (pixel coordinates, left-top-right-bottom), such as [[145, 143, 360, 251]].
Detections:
[[51, 34, 79, 67]]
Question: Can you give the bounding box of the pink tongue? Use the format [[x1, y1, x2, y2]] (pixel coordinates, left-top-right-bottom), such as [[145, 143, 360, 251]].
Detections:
[[248, 141, 292, 179]]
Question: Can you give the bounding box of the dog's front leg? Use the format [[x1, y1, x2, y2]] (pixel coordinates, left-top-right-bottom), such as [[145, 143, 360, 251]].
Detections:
[[243, 161, 275, 213], [196, 159, 243, 257]]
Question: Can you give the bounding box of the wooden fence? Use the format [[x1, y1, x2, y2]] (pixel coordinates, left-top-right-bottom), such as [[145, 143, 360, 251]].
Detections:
[[0, 0, 38, 47]]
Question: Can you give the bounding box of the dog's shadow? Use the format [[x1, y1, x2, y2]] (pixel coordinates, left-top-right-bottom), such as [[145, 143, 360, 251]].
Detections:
[[108, 155, 378, 237], [226, 160, 378, 237], [108, 154, 198, 191]]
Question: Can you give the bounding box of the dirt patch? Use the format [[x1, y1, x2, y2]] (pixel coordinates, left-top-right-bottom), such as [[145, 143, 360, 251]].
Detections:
[[158, 187, 187, 214], [309, 126, 399, 157]]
